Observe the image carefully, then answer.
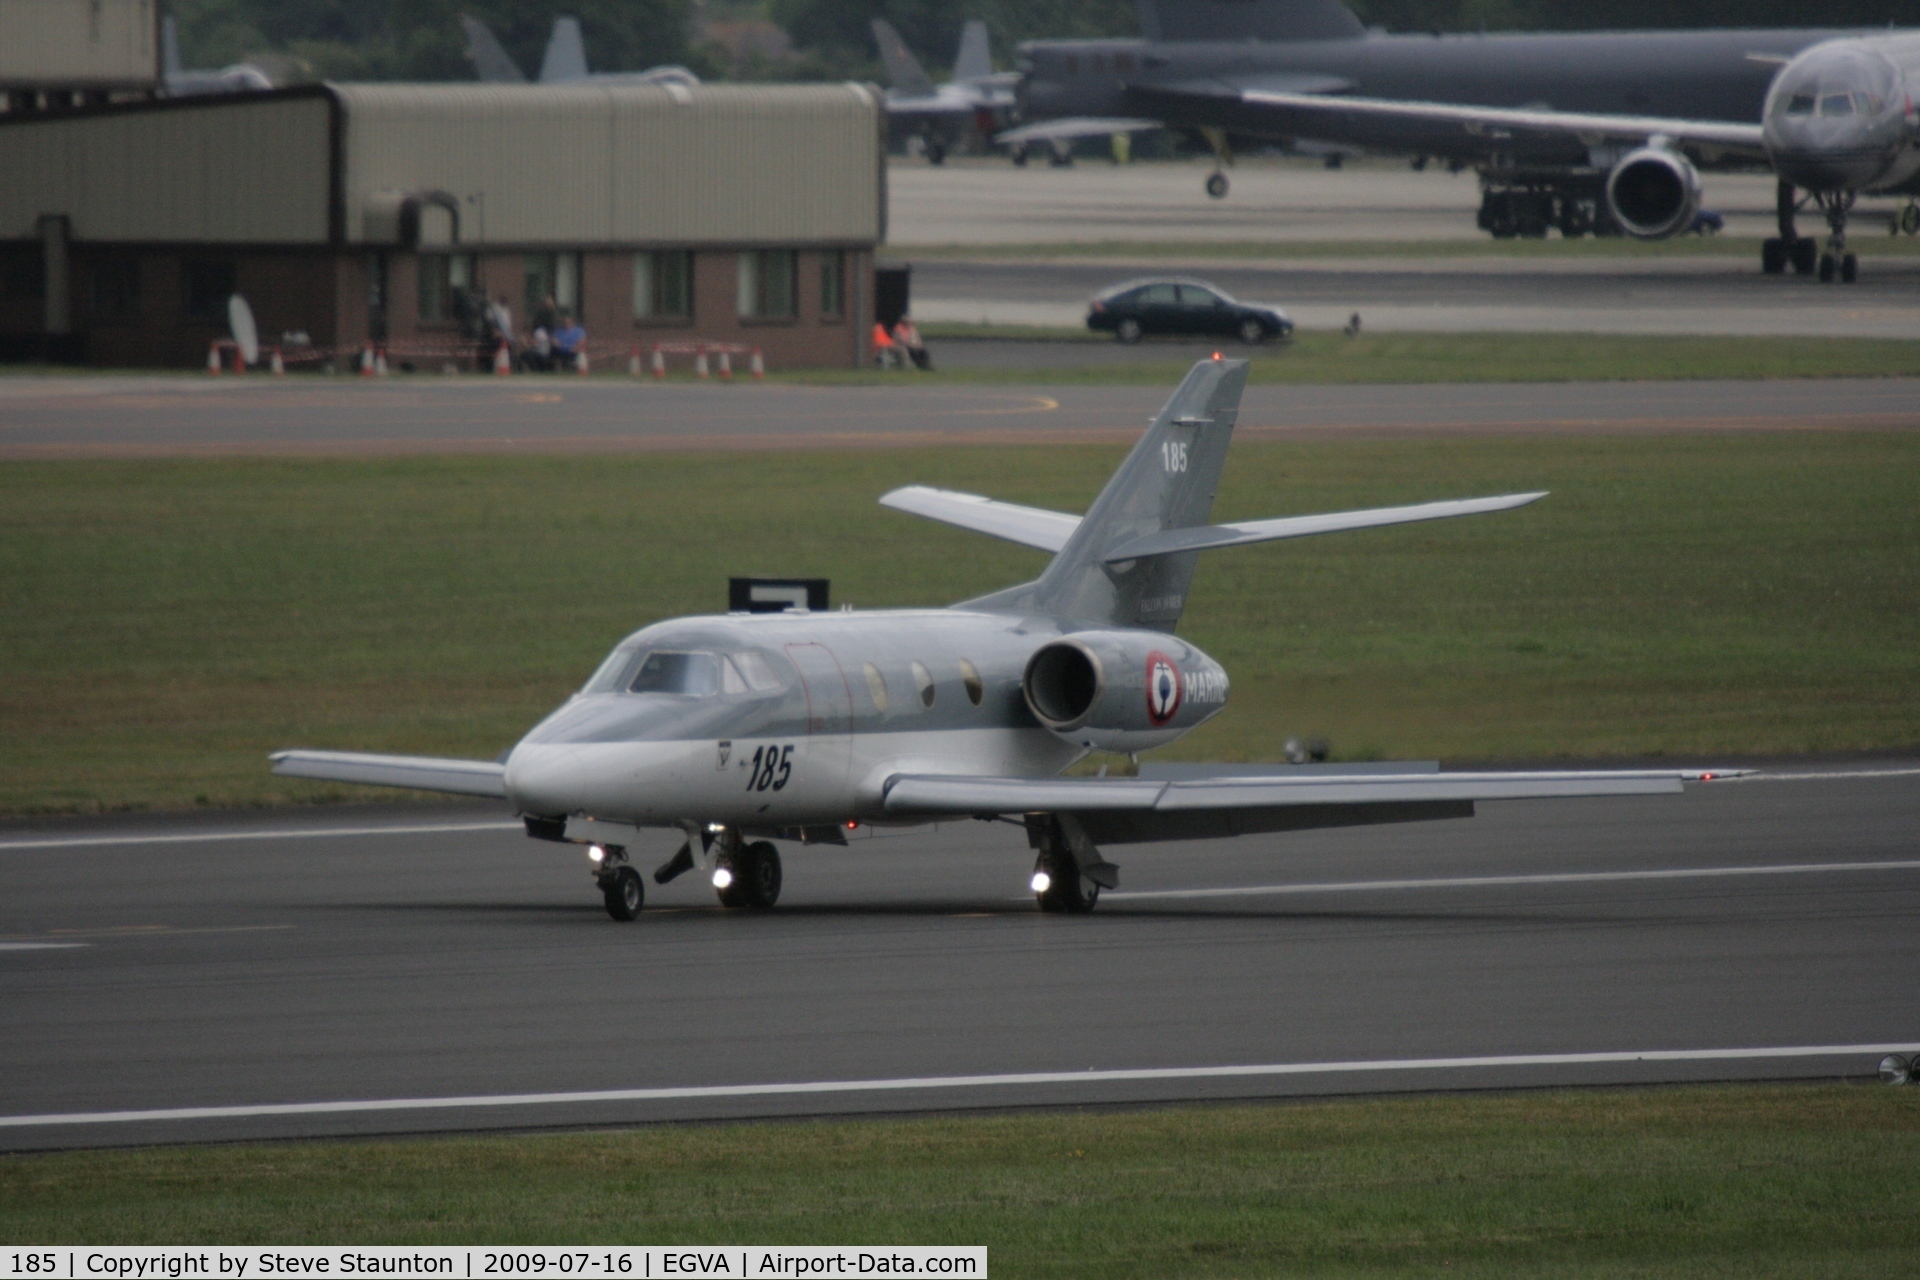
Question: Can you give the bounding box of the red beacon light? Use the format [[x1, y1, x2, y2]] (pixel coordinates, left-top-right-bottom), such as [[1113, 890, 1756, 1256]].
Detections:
[[1212, 351, 1222, 360]]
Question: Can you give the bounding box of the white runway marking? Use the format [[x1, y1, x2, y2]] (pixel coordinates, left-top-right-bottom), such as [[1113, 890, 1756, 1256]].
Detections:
[[3, 1043, 1912, 1129], [1105, 859, 1920, 902], [0, 942, 90, 951], [0, 821, 518, 852]]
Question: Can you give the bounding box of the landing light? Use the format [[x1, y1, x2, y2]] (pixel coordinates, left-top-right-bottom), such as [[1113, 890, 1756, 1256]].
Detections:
[[587, 844, 606, 864], [712, 867, 734, 890], [1030, 871, 1052, 894]]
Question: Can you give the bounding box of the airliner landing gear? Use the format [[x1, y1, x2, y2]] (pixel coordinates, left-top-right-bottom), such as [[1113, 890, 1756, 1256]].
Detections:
[[1200, 126, 1232, 199], [1028, 814, 1118, 914], [1815, 190, 1858, 284], [593, 846, 644, 921], [1762, 179, 1817, 277], [1206, 171, 1229, 199], [714, 837, 782, 909]]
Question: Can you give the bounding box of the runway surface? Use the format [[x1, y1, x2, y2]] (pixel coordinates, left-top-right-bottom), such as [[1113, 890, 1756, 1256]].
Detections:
[[1, 375, 1916, 458], [2, 764, 1916, 1149], [909, 255, 1920, 338]]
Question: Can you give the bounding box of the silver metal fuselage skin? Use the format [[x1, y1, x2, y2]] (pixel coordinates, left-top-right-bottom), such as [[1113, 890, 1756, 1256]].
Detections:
[[1762, 35, 1920, 195], [502, 610, 1226, 830]]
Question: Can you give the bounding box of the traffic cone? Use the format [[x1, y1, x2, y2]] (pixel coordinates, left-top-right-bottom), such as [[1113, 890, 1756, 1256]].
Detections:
[[717, 350, 732, 379], [493, 342, 511, 375], [358, 344, 375, 376], [749, 347, 765, 379], [575, 349, 589, 375], [374, 346, 388, 377], [232, 345, 245, 375], [650, 345, 666, 378], [694, 349, 709, 379], [269, 347, 285, 376], [628, 345, 641, 377], [207, 342, 222, 375]]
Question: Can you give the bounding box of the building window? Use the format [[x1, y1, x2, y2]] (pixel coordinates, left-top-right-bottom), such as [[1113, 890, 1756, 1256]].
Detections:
[[737, 249, 796, 319], [819, 251, 844, 319], [633, 251, 692, 320], [524, 252, 581, 325], [2, 248, 45, 300], [419, 252, 476, 324], [183, 259, 236, 319]]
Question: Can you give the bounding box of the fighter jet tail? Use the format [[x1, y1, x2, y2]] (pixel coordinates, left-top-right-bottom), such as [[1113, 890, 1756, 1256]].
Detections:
[[461, 15, 528, 84], [952, 20, 993, 83], [871, 19, 935, 98], [539, 16, 592, 84]]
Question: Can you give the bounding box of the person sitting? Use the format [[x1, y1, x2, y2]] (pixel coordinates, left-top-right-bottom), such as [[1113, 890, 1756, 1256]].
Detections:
[[872, 321, 900, 369], [524, 324, 553, 372], [892, 314, 931, 371], [553, 313, 586, 370]]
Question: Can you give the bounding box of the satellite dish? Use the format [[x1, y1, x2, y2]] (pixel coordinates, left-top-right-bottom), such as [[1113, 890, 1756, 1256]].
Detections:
[[227, 294, 259, 366]]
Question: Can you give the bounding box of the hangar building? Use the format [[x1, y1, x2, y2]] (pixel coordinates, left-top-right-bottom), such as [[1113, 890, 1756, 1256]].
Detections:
[[0, 81, 886, 369], [1, 0, 159, 103]]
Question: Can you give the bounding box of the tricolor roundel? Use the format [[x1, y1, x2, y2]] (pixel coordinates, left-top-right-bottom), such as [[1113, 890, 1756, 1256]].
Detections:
[[1145, 651, 1183, 725]]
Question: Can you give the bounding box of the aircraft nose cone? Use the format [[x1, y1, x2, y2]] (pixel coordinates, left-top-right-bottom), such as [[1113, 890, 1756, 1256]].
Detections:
[[504, 743, 582, 816]]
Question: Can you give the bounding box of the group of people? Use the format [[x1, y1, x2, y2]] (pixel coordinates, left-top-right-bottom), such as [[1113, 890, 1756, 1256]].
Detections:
[[873, 315, 930, 370], [481, 294, 587, 372]]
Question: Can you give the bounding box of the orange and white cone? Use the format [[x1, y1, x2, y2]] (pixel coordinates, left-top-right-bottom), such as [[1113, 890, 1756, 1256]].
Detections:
[[269, 347, 285, 376], [651, 345, 666, 378], [694, 349, 709, 379], [207, 342, 222, 375], [373, 346, 388, 377], [359, 344, 375, 376], [493, 342, 511, 375], [749, 347, 765, 379], [628, 346, 642, 377], [717, 350, 733, 379], [575, 349, 589, 375]]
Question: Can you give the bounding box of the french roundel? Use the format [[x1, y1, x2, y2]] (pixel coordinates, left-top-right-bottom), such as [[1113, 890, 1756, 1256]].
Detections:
[[1145, 651, 1183, 725]]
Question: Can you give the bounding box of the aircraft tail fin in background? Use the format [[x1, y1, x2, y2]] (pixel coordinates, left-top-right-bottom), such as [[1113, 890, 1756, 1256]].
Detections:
[[1135, 0, 1365, 43], [161, 15, 183, 77], [539, 16, 591, 84], [461, 15, 528, 83], [871, 19, 935, 98], [953, 20, 993, 83]]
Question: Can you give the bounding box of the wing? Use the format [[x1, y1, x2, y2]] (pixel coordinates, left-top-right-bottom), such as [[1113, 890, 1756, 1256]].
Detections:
[[270, 749, 507, 799], [883, 768, 1744, 844], [880, 485, 1082, 553], [1131, 82, 1769, 165], [1104, 492, 1546, 561], [994, 117, 1164, 147]]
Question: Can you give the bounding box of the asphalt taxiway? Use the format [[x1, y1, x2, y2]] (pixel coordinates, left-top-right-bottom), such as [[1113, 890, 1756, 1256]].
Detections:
[[1, 375, 1916, 458], [2, 764, 1916, 1149]]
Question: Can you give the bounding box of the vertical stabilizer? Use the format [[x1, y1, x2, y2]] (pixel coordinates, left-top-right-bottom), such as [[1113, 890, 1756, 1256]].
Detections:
[[461, 15, 528, 83], [539, 16, 591, 84], [1136, 0, 1364, 43], [871, 18, 934, 98], [953, 20, 993, 83], [966, 358, 1250, 630]]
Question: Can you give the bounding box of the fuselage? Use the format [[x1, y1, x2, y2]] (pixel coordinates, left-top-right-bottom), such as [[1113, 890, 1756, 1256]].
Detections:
[[1762, 34, 1920, 194], [503, 609, 1226, 830]]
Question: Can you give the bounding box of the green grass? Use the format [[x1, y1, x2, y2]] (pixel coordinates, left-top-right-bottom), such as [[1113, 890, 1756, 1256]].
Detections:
[[3, 1085, 1917, 1276], [788, 331, 1920, 385], [2, 433, 1916, 813], [893, 233, 1920, 261]]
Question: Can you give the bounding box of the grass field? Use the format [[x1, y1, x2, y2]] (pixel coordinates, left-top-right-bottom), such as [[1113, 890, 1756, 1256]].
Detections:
[[797, 331, 1920, 385], [3, 1085, 1917, 1276], [1, 431, 1915, 813]]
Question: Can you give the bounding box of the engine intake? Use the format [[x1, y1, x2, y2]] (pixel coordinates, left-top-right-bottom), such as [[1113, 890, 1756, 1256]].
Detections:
[[1022, 632, 1229, 753], [1605, 146, 1701, 240]]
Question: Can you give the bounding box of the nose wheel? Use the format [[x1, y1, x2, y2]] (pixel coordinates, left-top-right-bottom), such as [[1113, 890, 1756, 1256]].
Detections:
[[592, 845, 644, 921]]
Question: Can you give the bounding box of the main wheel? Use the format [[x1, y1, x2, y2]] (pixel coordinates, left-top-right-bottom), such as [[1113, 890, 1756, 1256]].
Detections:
[[739, 840, 783, 908], [1115, 317, 1143, 344], [1010, 144, 1029, 167], [925, 139, 947, 166], [1033, 852, 1098, 913], [1818, 252, 1836, 283], [1761, 237, 1785, 275], [602, 866, 644, 921], [1791, 238, 1818, 275], [1205, 172, 1229, 199], [1237, 317, 1266, 345], [1841, 253, 1858, 283]]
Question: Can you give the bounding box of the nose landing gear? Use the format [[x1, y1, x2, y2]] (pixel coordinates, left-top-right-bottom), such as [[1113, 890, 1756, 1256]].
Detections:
[[592, 845, 644, 921]]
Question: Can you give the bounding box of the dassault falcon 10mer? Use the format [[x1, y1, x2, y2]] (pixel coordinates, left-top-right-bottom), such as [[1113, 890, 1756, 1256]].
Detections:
[[272, 358, 1739, 920]]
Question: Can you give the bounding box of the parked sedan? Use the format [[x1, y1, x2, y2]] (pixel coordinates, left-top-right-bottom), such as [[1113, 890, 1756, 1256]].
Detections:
[[1087, 278, 1294, 345]]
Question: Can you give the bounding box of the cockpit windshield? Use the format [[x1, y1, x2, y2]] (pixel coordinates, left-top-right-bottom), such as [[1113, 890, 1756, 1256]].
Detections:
[[582, 644, 784, 696], [1820, 93, 1856, 117]]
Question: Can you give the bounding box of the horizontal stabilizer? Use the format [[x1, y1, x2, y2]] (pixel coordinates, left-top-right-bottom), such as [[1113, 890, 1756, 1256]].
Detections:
[[270, 749, 507, 798], [880, 485, 1082, 553], [995, 117, 1163, 146], [1104, 492, 1547, 562]]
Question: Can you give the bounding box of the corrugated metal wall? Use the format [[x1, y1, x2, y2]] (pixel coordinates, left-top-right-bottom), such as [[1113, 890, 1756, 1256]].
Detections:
[[337, 83, 882, 247], [0, 95, 331, 242], [0, 0, 157, 87]]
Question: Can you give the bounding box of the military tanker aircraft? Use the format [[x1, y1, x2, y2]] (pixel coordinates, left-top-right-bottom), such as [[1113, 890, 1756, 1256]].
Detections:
[[272, 358, 1737, 920]]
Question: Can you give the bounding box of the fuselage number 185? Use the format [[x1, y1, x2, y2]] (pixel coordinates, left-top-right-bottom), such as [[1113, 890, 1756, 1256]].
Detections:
[[747, 744, 793, 791]]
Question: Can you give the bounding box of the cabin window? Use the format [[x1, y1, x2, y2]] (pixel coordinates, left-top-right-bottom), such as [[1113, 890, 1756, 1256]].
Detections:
[[959, 658, 984, 706], [1820, 93, 1855, 116], [863, 662, 889, 711], [911, 660, 936, 708], [731, 650, 785, 691]]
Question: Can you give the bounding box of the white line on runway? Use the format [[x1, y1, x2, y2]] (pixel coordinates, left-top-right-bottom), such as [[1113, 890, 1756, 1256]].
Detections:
[[0, 821, 519, 851], [4, 1043, 1914, 1129], [1105, 859, 1920, 901], [0, 942, 90, 951]]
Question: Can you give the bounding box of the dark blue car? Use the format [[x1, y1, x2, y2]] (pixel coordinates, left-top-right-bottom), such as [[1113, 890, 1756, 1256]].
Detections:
[[1088, 278, 1294, 345]]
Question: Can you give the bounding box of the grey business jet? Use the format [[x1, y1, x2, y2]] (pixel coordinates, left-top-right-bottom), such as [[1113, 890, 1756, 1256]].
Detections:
[[1006, 0, 1917, 278], [273, 359, 1737, 920]]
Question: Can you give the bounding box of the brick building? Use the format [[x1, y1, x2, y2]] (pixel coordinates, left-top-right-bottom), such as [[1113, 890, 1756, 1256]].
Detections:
[[0, 81, 886, 369]]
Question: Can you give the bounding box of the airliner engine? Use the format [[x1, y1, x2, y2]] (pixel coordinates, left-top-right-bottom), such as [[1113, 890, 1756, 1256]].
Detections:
[[1605, 145, 1703, 239], [1022, 631, 1229, 753]]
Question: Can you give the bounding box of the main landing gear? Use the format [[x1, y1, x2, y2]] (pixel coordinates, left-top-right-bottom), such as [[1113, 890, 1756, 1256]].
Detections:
[[1027, 813, 1119, 913], [713, 838, 782, 909], [1763, 180, 1854, 282], [1201, 126, 1232, 200], [590, 827, 782, 920]]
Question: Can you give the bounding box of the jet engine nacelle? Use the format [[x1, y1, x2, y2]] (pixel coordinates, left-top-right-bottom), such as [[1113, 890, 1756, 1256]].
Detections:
[[1022, 631, 1229, 753], [1605, 145, 1702, 240]]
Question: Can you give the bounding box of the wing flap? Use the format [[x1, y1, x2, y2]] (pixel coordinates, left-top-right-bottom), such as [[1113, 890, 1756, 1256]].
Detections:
[[270, 749, 507, 798], [1103, 492, 1547, 562], [880, 485, 1082, 553]]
